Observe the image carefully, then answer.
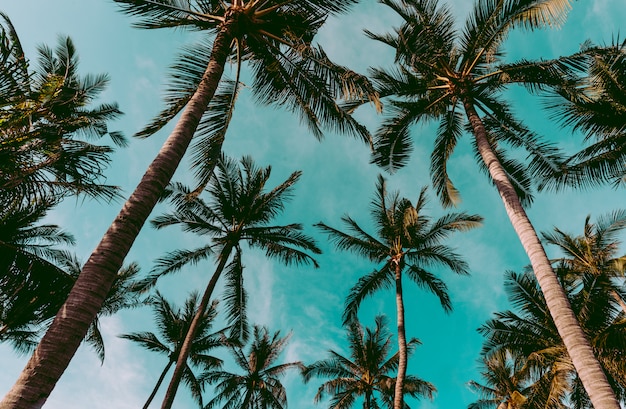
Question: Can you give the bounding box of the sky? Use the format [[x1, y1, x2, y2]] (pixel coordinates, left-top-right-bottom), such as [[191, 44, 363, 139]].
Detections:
[[1, 1, 626, 408]]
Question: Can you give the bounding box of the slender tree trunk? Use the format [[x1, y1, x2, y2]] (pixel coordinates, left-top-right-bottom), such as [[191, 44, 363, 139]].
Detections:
[[0, 22, 235, 409], [143, 360, 174, 409], [463, 100, 620, 409], [393, 261, 407, 409], [160, 245, 233, 409]]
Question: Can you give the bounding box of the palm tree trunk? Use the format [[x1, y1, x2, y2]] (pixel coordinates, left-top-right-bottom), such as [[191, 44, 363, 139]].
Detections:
[[463, 100, 620, 409], [393, 261, 407, 409], [143, 360, 175, 409], [160, 245, 234, 409], [0, 21, 236, 409]]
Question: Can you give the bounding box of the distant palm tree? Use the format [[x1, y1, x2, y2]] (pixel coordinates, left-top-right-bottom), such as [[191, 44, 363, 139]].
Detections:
[[5, 2, 377, 404], [359, 0, 619, 406], [302, 315, 434, 409], [203, 325, 301, 409], [317, 175, 480, 409], [542, 210, 626, 312], [148, 155, 320, 408], [468, 348, 569, 409], [0, 11, 124, 204], [479, 270, 626, 409], [120, 292, 223, 409]]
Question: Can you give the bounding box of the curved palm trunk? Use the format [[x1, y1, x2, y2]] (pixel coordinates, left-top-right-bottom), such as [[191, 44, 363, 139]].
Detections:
[[0, 22, 235, 409], [143, 360, 175, 409], [463, 101, 620, 409], [160, 245, 233, 409], [393, 261, 407, 409]]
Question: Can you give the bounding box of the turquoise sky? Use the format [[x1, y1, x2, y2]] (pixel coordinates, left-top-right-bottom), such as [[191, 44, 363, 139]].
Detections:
[[1, 1, 626, 408]]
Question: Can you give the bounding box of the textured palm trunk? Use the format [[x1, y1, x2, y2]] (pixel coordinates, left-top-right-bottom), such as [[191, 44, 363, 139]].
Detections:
[[143, 360, 174, 409], [0, 22, 235, 409], [393, 261, 407, 409], [160, 245, 233, 409], [463, 100, 620, 409]]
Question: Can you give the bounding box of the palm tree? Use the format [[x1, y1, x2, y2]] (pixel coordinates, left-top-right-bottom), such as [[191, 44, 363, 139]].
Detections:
[[120, 292, 223, 409], [0, 12, 124, 204], [359, 1, 619, 407], [0, 201, 144, 360], [0, 199, 75, 351], [479, 270, 626, 408], [147, 155, 320, 408], [2, 2, 376, 405], [317, 175, 480, 409], [468, 348, 569, 409], [542, 210, 626, 312], [203, 325, 301, 409], [302, 315, 434, 409], [545, 39, 626, 188]]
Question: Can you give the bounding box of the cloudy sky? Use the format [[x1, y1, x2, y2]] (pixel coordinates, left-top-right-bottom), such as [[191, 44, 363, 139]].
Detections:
[[1, 1, 625, 408]]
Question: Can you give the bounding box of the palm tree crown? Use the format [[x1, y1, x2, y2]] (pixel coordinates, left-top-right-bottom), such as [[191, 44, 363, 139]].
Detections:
[[0, 11, 124, 204], [303, 315, 435, 409], [120, 292, 224, 408], [203, 325, 301, 409]]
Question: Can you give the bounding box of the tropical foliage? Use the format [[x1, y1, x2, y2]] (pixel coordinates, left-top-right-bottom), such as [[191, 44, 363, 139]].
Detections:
[[356, 0, 619, 406], [4, 1, 376, 404], [317, 175, 480, 409], [0, 11, 124, 204], [302, 315, 435, 409], [474, 269, 626, 409], [120, 292, 223, 409], [148, 155, 320, 408], [203, 325, 301, 409]]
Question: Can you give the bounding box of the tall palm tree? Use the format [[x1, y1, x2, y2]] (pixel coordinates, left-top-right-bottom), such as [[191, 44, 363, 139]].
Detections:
[[317, 175, 481, 409], [302, 315, 435, 409], [0, 12, 124, 204], [120, 292, 223, 409], [479, 270, 626, 409], [203, 325, 301, 409], [359, 1, 619, 407], [2, 2, 376, 406], [542, 210, 626, 312], [147, 155, 320, 408]]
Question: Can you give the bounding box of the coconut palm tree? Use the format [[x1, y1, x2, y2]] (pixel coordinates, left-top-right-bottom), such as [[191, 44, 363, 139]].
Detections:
[[542, 210, 626, 312], [0, 199, 75, 351], [2, 2, 376, 405], [120, 292, 223, 409], [358, 0, 619, 407], [545, 39, 626, 188], [0, 200, 144, 360], [468, 347, 569, 409], [203, 325, 301, 409], [0, 12, 124, 204], [0, 199, 144, 361], [316, 175, 480, 409], [302, 315, 435, 409], [479, 270, 626, 409], [147, 155, 320, 408]]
